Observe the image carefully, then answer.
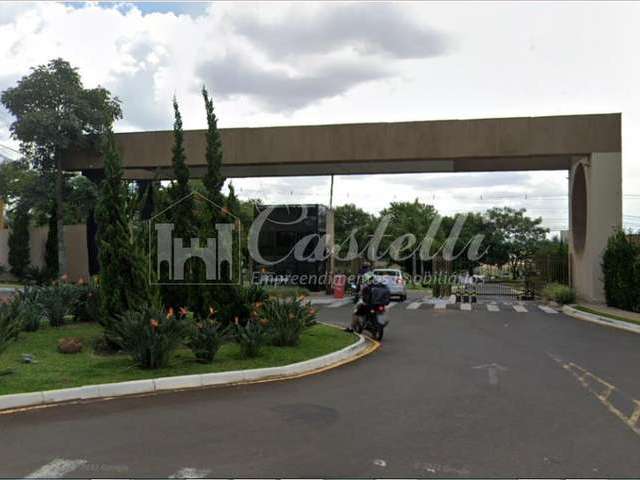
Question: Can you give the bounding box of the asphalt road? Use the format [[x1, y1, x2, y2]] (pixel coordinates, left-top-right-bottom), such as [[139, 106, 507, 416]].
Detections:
[[2, 293, 640, 478]]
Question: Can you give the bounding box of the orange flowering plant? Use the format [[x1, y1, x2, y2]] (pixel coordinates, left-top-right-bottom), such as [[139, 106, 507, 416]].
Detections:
[[112, 305, 192, 369], [233, 318, 270, 358], [257, 296, 317, 347], [185, 306, 230, 363]]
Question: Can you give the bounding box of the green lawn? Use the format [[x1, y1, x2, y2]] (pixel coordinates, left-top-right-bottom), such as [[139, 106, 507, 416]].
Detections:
[[574, 305, 640, 327], [0, 323, 357, 396]]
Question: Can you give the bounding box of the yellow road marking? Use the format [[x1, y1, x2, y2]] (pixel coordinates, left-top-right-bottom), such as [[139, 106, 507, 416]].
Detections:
[[550, 354, 640, 437]]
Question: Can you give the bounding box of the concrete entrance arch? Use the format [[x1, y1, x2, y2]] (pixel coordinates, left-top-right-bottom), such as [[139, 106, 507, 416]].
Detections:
[[63, 113, 622, 302]]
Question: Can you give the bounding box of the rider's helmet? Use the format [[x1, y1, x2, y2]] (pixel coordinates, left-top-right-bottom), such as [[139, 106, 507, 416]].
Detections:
[[362, 271, 376, 284]]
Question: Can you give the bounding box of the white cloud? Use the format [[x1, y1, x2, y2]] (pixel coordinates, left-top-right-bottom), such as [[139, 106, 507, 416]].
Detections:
[[0, 1, 638, 231]]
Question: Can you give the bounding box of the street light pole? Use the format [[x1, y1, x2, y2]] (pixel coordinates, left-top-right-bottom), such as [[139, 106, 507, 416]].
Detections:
[[328, 175, 335, 294]]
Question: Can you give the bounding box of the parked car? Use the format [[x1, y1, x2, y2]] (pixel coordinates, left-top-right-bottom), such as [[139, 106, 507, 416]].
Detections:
[[372, 269, 407, 301]]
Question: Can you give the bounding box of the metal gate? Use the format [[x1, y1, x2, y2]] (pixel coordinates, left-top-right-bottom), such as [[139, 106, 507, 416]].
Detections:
[[475, 281, 523, 298]]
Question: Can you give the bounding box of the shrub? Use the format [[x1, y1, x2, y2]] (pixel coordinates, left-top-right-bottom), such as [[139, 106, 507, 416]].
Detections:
[[23, 266, 51, 286], [243, 284, 269, 304], [0, 302, 21, 355], [211, 284, 268, 326], [260, 296, 317, 347], [234, 319, 269, 358], [91, 335, 116, 356], [34, 282, 79, 326], [27, 281, 88, 327], [8, 202, 30, 278], [72, 277, 100, 323], [14, 298, 45, 332], [431, 281, 452, 298], [112, 305, 192, 369], [265, 286, 311, 299], [187, 313, 229, 363], [542, 283, 576, 304], [602, 230, 640, 313]]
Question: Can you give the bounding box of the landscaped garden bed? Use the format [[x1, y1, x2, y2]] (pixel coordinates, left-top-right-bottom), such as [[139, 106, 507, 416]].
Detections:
[[0, 321, 356, 396]]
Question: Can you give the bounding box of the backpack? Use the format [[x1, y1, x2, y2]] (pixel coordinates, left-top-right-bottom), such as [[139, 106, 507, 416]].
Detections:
[[362, 282, 391, 306]]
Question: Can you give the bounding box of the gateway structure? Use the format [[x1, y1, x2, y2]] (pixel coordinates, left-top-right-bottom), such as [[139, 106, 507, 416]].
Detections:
[[62, 113, 623, 302]]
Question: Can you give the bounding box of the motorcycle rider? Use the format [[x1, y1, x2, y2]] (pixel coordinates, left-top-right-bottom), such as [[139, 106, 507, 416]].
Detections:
[[346, 272, 389, 332]]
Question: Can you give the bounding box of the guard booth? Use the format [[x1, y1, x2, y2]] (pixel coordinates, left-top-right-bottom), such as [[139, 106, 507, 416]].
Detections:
[[252, 204, 334, 291]]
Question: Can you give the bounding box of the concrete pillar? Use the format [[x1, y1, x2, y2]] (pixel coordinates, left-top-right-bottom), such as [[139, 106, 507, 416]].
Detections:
[[569, 152, 622, 302]]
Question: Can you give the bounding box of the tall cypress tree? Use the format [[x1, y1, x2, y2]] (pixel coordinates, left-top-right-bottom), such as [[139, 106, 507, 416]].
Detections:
[[8, 201, 30, 278], [201, 87, 237, 310], [168, 98, 195, 241], [202, 87, 225, 217], [96, 132, 149, 335], [160, 98, 200, 310], [226, 182, 240, 217]]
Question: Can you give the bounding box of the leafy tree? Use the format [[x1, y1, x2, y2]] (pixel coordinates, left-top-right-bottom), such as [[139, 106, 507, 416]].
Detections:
[[441, 211, 497, 274], [1, 58, 121, 276], [333, 203, 375, 256], [378, 200, 439, 274], [0, 158, 96, 229], [8, 201, 30, 277], [485, 207, 548, 278], [96, 132, 150, 341], [0, 159, 48, 213], [64, 175, 99, 224]]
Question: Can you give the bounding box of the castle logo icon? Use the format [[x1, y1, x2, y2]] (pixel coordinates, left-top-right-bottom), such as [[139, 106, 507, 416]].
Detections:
[[148, 192, 241, 285]]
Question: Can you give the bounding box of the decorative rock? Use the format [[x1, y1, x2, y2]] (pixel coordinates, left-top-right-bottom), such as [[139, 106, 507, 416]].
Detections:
[[21, 353, 36, 364], [58, 337, 83, 354]]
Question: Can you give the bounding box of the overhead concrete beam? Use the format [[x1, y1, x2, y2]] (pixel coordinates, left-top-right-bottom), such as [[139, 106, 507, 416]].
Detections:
[[62, 113, 620, 178]]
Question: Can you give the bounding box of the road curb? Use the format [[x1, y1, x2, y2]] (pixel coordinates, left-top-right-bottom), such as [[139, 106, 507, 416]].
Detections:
[[562, 305, 640, 335], [0, 329, 374, 414]]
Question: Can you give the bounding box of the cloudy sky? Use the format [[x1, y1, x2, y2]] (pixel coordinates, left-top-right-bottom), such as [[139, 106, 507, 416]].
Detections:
[[1, 1, 639, 232]]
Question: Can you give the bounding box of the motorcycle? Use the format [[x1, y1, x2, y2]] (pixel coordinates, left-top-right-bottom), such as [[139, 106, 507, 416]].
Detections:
[[349, 282, 360, 303], [354, 303, 388, 341]]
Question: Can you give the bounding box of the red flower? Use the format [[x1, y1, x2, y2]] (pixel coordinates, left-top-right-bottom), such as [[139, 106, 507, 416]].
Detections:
[[179, 307, 189, 317], [166, 307, 174, 319], [150, 319, 159, 329]]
